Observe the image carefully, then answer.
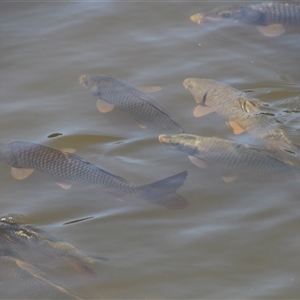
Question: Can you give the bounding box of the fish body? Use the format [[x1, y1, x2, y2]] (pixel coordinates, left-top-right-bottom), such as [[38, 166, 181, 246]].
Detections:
[[0, 214, 107, 277], [183, 78, 298, 154], [79, 74, 183, 133], [190, 2, 300, 36], [0, 256, 83, 299], [158, 133, 299, 180], [0, 140, 188, 209]]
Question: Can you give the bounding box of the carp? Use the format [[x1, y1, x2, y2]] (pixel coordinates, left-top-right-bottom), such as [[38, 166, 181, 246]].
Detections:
[[183, 78, 300, 156], [79, 74, 184, 132], [190, 2, 300, 36], [0, 140, 188, 209], [159, 133, 300, 183]]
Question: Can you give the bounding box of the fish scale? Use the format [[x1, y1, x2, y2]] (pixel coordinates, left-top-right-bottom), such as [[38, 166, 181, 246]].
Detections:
[[0, 217, 109, 278], [0, 140, 188, 209], [1, 222, 92, 265], [4, 140, 138, 193], [159, 134, 300, 178], [190, 2, 300, 37], [79, 74, 184, 132], [250, 2, 300, 25], [183, 78, 299, 154], [0, 256, 83, 299]]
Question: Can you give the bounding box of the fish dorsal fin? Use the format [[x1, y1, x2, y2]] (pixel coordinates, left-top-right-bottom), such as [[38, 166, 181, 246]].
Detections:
[[96, 99, 115, 113], [193, 105, 214, 118], [136, 86, 161, 93], [11, 167, 34, 180], [256, 24, 285, 37], [188, 155, 208, 168], [57, 183, 72, 190], [228, 121, 245, 135], [220, 169, 237, 183]]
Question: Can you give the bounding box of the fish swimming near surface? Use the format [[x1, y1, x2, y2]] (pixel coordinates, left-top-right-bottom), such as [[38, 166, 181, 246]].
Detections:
[[0, 214, 108, 277], [190, 2, 300, 36], [79, 74, 184, 133], [0, 255, 83, 299], [0, 140, 188, 209], [158, 133, 300, 183], [183, 78, 300, 156]]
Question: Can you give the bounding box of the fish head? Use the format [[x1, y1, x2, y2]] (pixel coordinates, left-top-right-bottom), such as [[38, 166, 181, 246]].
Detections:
[[183, 78, 222, 105], [192, 4, 264, 25], [159, 134, 200, 155], [0, 140, 17, 164], [192, 5, 246, 23], [0, 213, 27, 225], [79, 74, 118, 98]]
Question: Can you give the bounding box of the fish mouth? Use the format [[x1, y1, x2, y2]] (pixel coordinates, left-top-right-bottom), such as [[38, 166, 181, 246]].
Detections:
[[190, 13, 223, 24], [190, 13, 205, 24], [158, 134, 170, 145], [182, 79, 189, 90], [79, 74, 88, 86]]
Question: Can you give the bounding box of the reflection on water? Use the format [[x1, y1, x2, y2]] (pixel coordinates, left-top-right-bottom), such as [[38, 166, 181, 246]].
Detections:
[[1, 1, 300, 299]]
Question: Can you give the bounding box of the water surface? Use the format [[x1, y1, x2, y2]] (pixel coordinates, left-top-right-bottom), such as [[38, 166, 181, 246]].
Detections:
[[1, 1, 300, 299]]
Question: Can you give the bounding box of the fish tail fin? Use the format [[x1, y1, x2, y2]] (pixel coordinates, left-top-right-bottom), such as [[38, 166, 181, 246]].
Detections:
[[139, 171, 188, 209]]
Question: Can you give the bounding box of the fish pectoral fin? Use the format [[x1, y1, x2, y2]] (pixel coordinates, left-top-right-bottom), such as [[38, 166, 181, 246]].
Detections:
[[57, 182, 72, 189], [11, 167, 34, 180], [193, 105, 214, 118], [96, 99, 115, 113], [220, 169, 237, 183], [188, 155, 208, 168], [256, 24, 285, 37], [136, 85, 162, 93], [63, 257, 97, 278], [61, 147, 76, 154], [133, 119, 147, 129], [228, 121, 245, 135]]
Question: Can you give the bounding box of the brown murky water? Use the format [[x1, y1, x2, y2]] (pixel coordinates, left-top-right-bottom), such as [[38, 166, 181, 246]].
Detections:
[[1, 1, 300, 299]]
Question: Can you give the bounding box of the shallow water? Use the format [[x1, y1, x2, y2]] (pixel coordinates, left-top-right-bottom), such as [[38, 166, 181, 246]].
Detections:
[[1, 1, 300, 299]]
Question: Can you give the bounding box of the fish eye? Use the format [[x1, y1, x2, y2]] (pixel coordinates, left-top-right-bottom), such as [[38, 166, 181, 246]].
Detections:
[[219, 11, 231, 18], [188, 84, 193, 89]]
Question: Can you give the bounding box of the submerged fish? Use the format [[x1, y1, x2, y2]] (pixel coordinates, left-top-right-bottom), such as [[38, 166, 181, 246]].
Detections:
[[0, 256, 83, 299], [190, 2, 300, 36], [159, 133, 299, 183], [0, 214, 108, 277], [0, 140, 188, 209], [183, 78, 300, 155], [79, 74, 183, 132]]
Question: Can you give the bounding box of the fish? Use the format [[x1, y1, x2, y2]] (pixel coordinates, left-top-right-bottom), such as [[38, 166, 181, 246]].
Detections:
[[0, 214, 108, 277], [183, 78, 300, 156], [158, 133, 300, 183], [79, 74, 184, 133], [190, 2, 300, 37], [0, 140, 188, 209], [0, 255, 83, 299]]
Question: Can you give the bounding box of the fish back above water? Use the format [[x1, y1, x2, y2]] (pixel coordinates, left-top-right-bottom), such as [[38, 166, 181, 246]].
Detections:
[[79, 74, 183, 133], [0, 140, 188, 209], [159, 133, 300, 182], [190, 2, 300, 36], [0, 256, 83, 299]]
